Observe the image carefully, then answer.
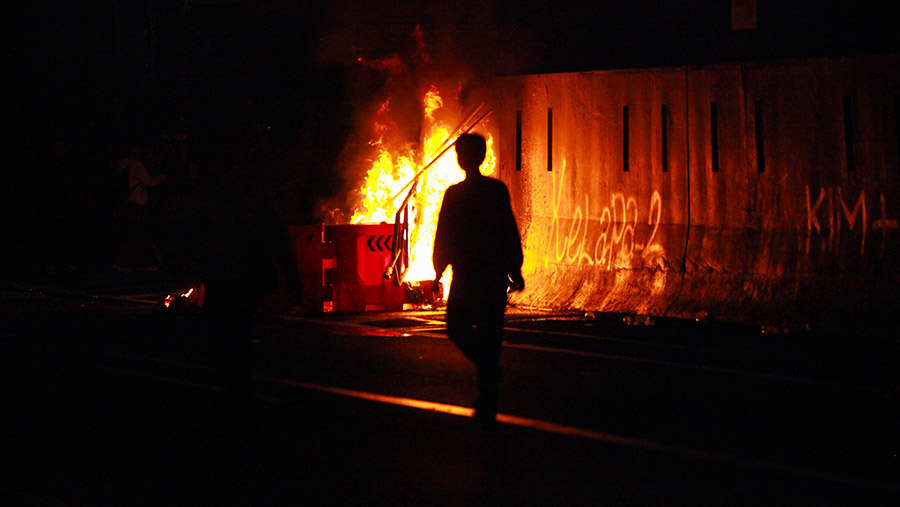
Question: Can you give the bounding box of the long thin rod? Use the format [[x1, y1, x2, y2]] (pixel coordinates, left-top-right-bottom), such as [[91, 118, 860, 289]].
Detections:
[[391, 106, 493, 205], [425, 101, 486, 162]]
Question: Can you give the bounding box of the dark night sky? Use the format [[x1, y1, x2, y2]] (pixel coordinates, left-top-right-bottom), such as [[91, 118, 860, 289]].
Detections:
[[6, 1, 899, 222], [10, 1, 899, 146]]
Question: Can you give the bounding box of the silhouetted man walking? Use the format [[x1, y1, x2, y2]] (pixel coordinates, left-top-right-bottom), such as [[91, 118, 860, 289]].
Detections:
[[194, 143, 302, 436], [433, 133, 525, 423]]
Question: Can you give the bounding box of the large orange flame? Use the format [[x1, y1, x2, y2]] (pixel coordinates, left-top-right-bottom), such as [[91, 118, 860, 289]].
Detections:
[[349, 86, 494, 289]]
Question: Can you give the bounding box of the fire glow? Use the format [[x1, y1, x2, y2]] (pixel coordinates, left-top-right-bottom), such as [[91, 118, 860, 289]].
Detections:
[[349, 86, 495, 287], [163, 285, 204, 310]]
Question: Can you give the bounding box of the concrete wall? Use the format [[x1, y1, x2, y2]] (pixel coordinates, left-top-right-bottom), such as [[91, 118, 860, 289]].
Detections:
[[486, 54, 899, 329]]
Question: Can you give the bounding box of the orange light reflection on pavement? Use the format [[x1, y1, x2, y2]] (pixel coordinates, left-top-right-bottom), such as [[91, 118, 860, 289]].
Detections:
[[258, 376, 474, 417]]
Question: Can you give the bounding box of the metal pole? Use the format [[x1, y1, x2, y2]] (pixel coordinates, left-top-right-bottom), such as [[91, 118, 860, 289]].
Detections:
[[390, 106, 493, 205]]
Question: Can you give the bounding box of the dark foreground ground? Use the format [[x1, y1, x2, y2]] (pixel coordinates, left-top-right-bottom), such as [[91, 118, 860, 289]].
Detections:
[[2, 266, 899, 506]]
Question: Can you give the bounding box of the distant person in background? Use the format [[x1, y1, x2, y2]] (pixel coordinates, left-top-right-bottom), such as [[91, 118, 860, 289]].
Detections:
[[113, 144, 167, 272], [123, 144, 167, 209], [433, 133, 525, 424]]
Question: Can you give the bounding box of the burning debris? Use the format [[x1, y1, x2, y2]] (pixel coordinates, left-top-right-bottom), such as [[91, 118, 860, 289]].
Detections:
[[322, 23, 497, 300], [163, 284, 205, 312], [309, 87, 495, 310], [348, 91, 494, 294], [307, 22, 500, 310]]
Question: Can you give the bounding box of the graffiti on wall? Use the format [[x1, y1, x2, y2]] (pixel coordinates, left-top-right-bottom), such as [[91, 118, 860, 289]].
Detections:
[[546, 160, 666, 271], [805, 185, 898, 257]]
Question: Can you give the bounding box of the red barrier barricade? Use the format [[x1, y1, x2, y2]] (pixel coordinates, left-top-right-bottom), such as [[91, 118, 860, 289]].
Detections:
[[289, 224, 407, 312]]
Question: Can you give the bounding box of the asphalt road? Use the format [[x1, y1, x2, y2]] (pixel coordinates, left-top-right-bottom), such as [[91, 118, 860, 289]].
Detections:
[[2, 266, 899, 505]]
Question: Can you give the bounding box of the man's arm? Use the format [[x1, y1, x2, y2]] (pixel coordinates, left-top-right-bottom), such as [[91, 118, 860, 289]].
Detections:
[[134, 160, 167, 187], [497, 184, 525, 292]]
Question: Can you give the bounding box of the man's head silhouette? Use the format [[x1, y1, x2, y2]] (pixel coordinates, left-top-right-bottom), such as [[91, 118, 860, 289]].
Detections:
[[455, 133, 487, 173]]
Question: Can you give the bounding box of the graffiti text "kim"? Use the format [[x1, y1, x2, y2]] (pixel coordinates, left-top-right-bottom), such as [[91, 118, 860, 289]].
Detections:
[[806, 185, 898, 257]]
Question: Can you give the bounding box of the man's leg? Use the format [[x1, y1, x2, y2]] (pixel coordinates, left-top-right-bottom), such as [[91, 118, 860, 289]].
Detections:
[[447, 275, 509, 422], [446, 304, 478, 364], [473, 305, 506, 422]]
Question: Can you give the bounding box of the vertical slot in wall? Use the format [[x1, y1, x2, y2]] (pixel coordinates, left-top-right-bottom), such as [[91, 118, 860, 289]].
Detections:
[[661, 104, 669, 173], [547, 108, 553, 172], [515, 110, 522, 172], [710, 101, 719, 173], [755, 100, 765, 173], [623, 105, 630, 172]]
